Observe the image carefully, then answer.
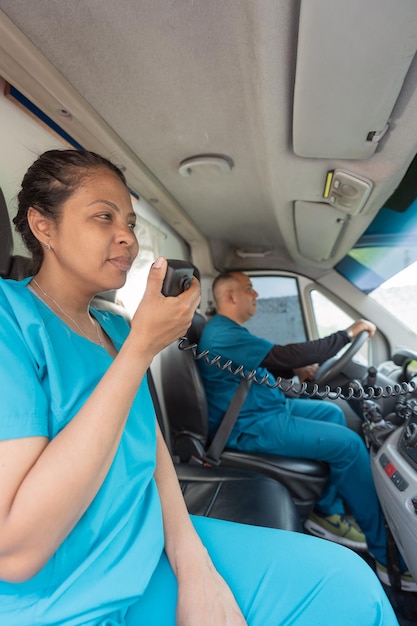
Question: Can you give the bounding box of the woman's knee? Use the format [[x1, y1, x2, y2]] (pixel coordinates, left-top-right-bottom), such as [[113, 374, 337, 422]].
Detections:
[[224, 528, 396, 626]]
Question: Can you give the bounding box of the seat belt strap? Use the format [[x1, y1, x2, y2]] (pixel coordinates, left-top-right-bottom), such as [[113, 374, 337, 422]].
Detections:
[[203, 378, 252, 465]]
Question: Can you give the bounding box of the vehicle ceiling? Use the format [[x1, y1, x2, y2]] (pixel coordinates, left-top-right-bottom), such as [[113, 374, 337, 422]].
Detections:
[[1, 1, 417, 279]]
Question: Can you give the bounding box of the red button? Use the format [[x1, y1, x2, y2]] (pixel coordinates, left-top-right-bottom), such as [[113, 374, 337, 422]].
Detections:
[[385, 463, 396, 478]]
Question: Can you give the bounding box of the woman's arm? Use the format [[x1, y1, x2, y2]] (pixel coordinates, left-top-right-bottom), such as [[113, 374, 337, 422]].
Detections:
[[0, 258, 201, 582], [154, 425, 247, 626]]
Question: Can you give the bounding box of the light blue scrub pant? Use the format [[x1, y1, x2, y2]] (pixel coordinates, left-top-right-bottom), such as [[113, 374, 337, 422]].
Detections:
[[233, 398, 388, 564], [120, 516, 398, 626]]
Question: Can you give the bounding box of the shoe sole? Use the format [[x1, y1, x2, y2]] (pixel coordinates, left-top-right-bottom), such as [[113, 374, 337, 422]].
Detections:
[[376, 567, 417, 593], [304, 519, 368, 551]]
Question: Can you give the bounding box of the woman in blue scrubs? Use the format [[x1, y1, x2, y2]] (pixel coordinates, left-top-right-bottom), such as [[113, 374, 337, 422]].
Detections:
[[0, 149, 398, 625]]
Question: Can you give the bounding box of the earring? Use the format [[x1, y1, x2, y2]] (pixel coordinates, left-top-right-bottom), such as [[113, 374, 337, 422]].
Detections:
[[44, 242, 51, 250]]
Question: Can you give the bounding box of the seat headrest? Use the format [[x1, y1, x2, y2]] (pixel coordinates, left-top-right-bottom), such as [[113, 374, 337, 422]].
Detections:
[[186, 311, 207, 344], [8, 255, 33, 280], [0, 187, 13, 277]]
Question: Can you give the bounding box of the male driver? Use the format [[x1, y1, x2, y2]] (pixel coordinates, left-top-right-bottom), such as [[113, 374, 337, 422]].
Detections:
[[198, 271, 416, 590]]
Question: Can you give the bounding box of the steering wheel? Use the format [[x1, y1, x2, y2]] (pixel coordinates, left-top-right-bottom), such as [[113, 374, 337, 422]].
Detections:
[[313, 330, 369, 386]]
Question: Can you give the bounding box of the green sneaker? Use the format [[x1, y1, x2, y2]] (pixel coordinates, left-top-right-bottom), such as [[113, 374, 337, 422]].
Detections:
[[376, 561, 417, 593], [304, 511, 368, 551]]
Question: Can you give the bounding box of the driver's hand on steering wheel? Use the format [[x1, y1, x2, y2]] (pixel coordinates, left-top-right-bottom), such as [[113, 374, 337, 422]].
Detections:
[[294, 364, 319, 382], [347, 319, 376, 339]]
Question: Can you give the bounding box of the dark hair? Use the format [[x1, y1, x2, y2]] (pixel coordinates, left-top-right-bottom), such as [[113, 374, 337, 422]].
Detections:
[[13, 149, 128, 273], [212, 271, 240, 305]]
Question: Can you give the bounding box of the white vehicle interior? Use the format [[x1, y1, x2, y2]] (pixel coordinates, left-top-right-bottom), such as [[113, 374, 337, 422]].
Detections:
[[1, 1, 417, 622]]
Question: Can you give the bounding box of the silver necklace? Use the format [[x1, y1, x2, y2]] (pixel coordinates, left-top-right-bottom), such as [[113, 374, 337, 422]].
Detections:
[[32, 278, 105, 348]]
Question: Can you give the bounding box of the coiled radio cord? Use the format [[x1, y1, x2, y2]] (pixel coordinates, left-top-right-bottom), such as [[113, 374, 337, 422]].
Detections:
[[177, 338, 417, 401]]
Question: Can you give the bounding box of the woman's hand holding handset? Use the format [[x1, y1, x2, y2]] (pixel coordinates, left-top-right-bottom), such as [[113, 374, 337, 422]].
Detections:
[[128, 257, 200, 361]]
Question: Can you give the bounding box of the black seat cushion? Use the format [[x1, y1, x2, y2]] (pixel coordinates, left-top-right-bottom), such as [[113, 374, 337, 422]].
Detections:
[[176, 463, 302, 532], [148, 370, 302, 532]]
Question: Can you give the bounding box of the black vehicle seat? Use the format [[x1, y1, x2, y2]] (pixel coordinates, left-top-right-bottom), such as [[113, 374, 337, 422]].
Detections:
[[148, 370, 302, 531], [0, 186, 32, 280], [174, 462, 302, 530], [160, 311, 329, 519]]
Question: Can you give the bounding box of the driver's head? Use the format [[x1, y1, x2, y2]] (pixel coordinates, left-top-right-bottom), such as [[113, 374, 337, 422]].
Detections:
[[212, 271, 258, 324]]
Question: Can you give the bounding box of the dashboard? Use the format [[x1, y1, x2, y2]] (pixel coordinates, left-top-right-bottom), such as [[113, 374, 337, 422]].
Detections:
[[371, 379, 417, 581]]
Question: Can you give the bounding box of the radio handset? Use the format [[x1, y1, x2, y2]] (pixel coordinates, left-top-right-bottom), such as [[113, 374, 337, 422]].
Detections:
[[161, 259, 195, 297]]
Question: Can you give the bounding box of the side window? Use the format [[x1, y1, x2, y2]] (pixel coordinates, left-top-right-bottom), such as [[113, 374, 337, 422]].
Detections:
[[310, 290, 354, 337], [310, 289, 369, 365], [117, 212, 165, 317], [244, 276, 307, 344], [117, 196, 188, 317]]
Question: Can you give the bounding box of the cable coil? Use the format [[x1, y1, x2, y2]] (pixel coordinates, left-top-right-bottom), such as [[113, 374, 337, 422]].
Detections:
[[178, 338, 417, 401]]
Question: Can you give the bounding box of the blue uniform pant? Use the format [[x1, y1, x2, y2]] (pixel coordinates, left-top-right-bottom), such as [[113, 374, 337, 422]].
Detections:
[[233, 398, 388, 564], [121, 516, 397, 626]]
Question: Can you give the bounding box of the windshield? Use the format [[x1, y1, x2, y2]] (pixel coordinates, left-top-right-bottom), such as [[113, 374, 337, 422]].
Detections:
[[336, 153, 417, 336], [368, 261, 417, 335]]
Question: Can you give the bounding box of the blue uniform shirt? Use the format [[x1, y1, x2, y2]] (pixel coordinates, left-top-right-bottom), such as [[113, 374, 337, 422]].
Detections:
[[0, 277, 164, 625], [198, 314, 289, 445]]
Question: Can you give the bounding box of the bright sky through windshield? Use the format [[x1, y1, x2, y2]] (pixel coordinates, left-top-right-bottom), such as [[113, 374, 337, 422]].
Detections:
[[383, 260, 417, 287]]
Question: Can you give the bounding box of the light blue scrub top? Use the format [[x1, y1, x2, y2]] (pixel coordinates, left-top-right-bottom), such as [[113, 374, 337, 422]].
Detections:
[[198, 314, 289, 444], [0, 277, 164, 625]]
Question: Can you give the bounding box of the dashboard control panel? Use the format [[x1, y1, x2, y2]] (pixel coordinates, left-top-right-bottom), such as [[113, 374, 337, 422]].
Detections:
[[372, 429, 417, 582], [379, 453, 409, 491], [399, 411, 417, 471]]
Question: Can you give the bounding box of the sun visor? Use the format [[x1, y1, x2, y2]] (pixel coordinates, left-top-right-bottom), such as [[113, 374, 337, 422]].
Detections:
[[293, 0, 417, 159], [294, 201, 349, 262]]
